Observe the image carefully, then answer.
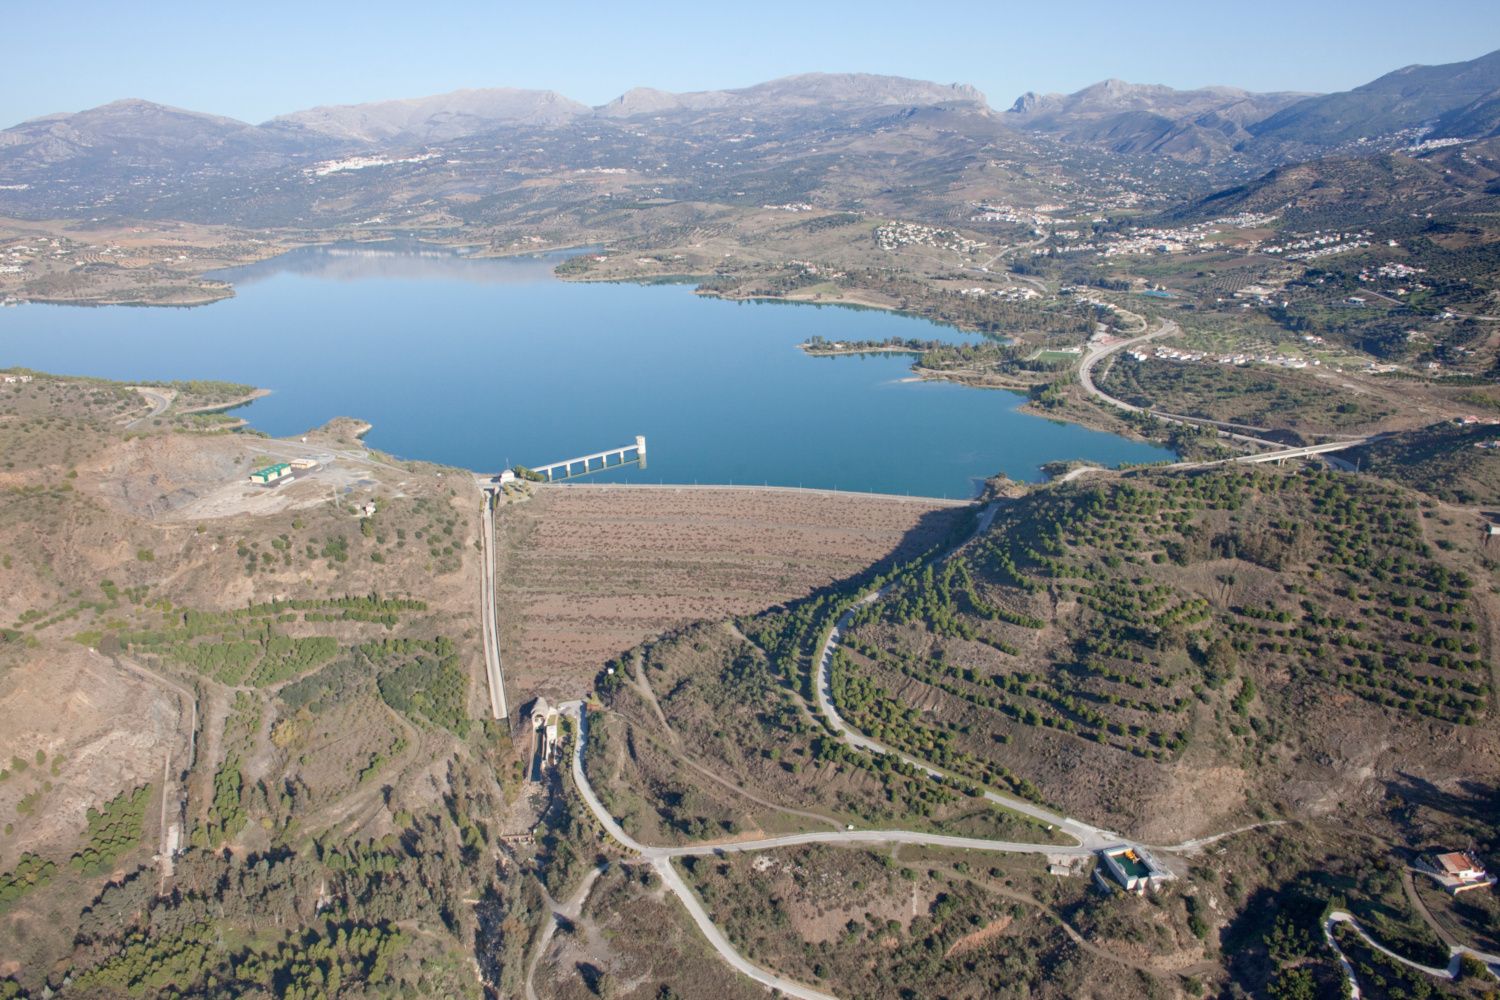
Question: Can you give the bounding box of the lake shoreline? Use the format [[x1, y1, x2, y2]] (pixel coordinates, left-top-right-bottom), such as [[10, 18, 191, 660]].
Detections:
[[5, 243, 1174, 495]]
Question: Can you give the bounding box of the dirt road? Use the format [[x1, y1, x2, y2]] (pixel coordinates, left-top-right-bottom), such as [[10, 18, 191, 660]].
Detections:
[[101, 651, 197, 891], [478, 491, 508, 722]]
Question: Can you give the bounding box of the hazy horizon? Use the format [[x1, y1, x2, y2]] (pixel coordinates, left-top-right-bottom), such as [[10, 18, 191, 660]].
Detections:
[[5, 0, 1498, 128]]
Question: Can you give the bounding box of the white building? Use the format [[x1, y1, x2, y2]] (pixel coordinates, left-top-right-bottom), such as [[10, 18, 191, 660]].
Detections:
[[1417, 851, 1494, 894], [1099, 847, 1171, 892], [530, 697, 562, 777]]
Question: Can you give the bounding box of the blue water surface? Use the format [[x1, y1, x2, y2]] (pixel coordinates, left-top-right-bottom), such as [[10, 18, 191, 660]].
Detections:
[[0, 243, 1169, 497]]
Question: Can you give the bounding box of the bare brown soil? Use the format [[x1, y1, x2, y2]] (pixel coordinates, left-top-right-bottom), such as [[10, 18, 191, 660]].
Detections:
[[945, 913, 1014, 957], [0, 376, 491, 919], [0, 644, 183, 869], [492, 485, 967, 700], [533, 864, 764, 1000]]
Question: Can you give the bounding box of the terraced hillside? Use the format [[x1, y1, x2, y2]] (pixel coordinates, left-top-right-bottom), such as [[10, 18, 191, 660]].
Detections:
[[824, 467, 1496, 841]]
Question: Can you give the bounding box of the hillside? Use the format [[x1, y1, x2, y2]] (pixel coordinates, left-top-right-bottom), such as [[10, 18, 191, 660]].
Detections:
[[1433, 87, 1500, 139], [573, 461, 1500, 998], [1004, 79, 1308, 165], [760, 466, 1497, 842], [0, 372, 534, 997], [0, 99, 316, 185], [1347, 420, 1500, 505], [1249, 48, 1500, 151], [1178, 135, 1500, 224]]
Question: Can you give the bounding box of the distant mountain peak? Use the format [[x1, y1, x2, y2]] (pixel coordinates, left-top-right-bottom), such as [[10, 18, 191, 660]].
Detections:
[[266, 87, 590, 143], [598, 73, 988, 119], [1008, 91, 1060, 114], [1002, 78, 1316, 166], [18, 98, 252, 130], [93, 98, 168, 112], [595, 87, 695, 117], [760, 72, 987, 105]]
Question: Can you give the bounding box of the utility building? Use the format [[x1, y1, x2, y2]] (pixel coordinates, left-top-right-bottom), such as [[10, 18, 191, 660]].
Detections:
[[1099, 847, 1170, 893], [529, 697, 562, 781], [249, 462, 291, 485]]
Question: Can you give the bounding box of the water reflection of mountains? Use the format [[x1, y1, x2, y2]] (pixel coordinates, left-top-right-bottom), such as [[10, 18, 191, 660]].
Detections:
[[209, 241, 581, 287]]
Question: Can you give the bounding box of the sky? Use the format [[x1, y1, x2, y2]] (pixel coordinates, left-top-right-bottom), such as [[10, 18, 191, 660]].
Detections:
[[5, 0, 1498, 127]]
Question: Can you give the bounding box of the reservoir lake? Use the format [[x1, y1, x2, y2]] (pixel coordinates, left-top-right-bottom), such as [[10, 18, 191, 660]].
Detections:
[[0, 243, 1170, 497]]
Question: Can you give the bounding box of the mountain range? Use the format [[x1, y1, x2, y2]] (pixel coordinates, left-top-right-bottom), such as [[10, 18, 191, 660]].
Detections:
[[0, 73, 990, 164], [2, 50, 1498, 225], [1004, 80, 1313, 163]]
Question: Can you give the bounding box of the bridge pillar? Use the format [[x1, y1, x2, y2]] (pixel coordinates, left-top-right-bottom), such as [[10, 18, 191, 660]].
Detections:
[[635, 435, 647, 459]]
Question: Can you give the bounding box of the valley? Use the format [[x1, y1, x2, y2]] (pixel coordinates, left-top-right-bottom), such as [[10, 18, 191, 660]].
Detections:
[[2, 40, 1500, 1000]]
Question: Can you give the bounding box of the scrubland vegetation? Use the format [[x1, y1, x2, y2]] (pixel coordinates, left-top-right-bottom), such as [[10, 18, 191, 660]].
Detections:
[[4, 366, 1499, 1000]]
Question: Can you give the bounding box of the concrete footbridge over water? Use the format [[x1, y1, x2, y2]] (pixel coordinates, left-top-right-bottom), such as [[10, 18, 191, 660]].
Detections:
[[476, 435, 648, 488], [529, 435, 647, 481]]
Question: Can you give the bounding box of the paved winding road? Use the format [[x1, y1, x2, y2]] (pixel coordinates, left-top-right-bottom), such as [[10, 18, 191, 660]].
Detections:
[[566, 702, 839, 1000], [562, 691, 1269, 1000], [810, 500, 1126, 849], [809, 574, 1274, 858], [812, 593, 1119, 850], [550, 489, 1284, 999], [1066, 323, 1375, 478], [126, 387, 172, 429], [1323, 907, 1500, 996], [1078, 322, 1291, 451]]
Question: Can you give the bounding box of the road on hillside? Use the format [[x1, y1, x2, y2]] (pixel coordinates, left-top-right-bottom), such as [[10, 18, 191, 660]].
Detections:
[[814, 595, 1124, 849], [562, 694, 1277, 1000], [564, 702, 838, 1000], [810, 500, 1126, 850], [126, 387, 172, 428], [1067, 321, 1376, 477], [478, 492, 509, 723], [1078, 322, 1283, 449], [1324, 909, 1500, 995]]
